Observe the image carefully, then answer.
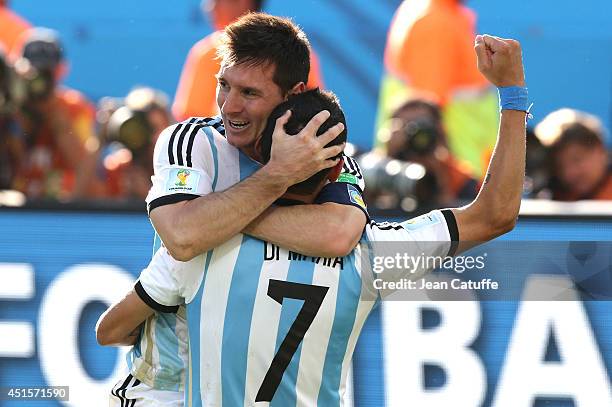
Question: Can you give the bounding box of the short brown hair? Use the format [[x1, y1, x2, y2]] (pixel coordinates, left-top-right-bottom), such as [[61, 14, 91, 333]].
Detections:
[[259, 89, 347, 195], [535, 108, 606, 155], [217, 13, 311, 94]]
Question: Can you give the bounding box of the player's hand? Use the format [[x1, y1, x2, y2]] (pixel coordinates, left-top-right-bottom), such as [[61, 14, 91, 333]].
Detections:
[[265, 109, 345, 187], [475, 35, 525, 87]]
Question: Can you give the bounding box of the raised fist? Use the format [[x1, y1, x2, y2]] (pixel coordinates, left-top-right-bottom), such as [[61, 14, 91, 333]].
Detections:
[[475, 35, 525, 87]]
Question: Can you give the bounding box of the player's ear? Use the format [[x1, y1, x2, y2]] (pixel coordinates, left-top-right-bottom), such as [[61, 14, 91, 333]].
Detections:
[[328, 157, 344, 182], [287, 82, 306, 97]]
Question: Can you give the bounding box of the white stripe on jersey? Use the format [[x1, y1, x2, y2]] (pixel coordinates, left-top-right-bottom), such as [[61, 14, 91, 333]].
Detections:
[[151, 319, 161, 386], [243, 253, 292, 407], [199, 234, 244, 407], [293, 262, 340, 407], [343, 364, 354, 407], [338, 247, 377, 407]]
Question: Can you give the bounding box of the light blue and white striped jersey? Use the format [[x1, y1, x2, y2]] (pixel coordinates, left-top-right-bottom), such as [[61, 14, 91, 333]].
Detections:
[[129, 116, 367, 393], [127, 115, 253, 392], [138, 209, 456, 406], [125, 233, 189, 392]]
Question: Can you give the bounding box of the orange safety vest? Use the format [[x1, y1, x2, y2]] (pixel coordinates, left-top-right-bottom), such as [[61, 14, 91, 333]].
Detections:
[[0, 6, 31, 54], [385, 0, 488, 105]]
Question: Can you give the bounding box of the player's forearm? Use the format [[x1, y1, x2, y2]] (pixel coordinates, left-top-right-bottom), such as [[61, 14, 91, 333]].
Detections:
[[244, 203, 366, 257], [96, 292, 153, 347], [153, 166, 289, 261], [116, 326, 142, 346], [466, 110, 526, 235]]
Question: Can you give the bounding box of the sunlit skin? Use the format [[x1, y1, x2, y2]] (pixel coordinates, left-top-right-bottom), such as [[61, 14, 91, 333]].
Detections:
[[216, 61, 303, 161], [555, 143, 608, 196]]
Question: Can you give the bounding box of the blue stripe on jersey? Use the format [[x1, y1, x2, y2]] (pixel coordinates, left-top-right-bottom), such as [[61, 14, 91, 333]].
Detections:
[[186, 250, 213, 407], [153, 313, 181, 391], [317, 252, 362, 406], [269, 258, 316, 407], [152, 232, 162, 256], [126, 337, 141, 371], [202, 127, 219, 191], [221, 236, 264, 406], [238, 150, 261, 181]]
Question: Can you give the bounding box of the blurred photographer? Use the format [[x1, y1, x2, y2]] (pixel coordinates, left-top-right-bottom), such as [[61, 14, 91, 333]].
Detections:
[[10, 27, 100, 200], [535, 108, 612, 200], [100, 87, 173, 200], [361, 97, 478, 212], [0, 47, 23, 190]]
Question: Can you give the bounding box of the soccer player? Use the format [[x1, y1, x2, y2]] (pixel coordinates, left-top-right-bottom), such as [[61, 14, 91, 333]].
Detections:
[[102, 31, 528, 404], [172, 0, 325, 120], [97, 13, 367, 406]]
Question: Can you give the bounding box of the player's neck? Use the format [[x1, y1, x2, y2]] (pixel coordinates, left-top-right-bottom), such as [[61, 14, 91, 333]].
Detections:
[[242, 145, 262, 163]]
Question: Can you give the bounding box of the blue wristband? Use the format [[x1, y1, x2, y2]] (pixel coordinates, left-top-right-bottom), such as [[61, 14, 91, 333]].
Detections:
[[498, 86, 529, 112]]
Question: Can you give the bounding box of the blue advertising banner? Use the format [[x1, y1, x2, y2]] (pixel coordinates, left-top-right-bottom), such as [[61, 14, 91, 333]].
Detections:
[[0, 210, 610, 406]]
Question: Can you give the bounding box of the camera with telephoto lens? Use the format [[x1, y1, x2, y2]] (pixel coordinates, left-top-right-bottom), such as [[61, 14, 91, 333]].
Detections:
[[0, 51, 20, 116], [13, 28, 63, 104], [357, 152, 440, 212], [23, 68, 55, 102], [394, 117, 440, 161], [106, 106, 154, 164]]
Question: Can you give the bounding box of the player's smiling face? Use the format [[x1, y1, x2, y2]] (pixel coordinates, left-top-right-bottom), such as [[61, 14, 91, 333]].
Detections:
[[216, 61, 286, 160]]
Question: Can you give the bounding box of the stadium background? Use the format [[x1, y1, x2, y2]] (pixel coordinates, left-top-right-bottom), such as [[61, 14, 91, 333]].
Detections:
[[7, 0, 612, 148], [1, 0, 611, 406]]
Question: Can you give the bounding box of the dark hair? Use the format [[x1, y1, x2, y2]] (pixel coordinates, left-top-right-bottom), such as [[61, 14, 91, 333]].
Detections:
[[20, 28, 64, 71], [392, 98, 442, 125], [550, 122, 604, 155], [217, 13, 310, 94], [260, 89, 347, 195]]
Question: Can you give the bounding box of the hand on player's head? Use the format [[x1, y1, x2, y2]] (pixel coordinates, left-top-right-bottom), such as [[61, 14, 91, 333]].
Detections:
[[259, 89, 348, 193]]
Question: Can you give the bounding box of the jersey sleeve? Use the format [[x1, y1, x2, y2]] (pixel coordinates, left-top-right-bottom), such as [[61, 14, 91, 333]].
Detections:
[[314, 182, 369, 220], [135, 249, 183, 313], [366, 209, 458, 256], [146, 118, 221, 214], [362, 209, 459, 298], [136, 248, 208, 312]]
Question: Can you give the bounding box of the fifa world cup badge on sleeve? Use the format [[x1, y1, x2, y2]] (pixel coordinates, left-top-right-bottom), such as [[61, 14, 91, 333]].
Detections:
[[166, 168, 201, 193], [401, 212, 440, 231], [347, 184, 367, 211]]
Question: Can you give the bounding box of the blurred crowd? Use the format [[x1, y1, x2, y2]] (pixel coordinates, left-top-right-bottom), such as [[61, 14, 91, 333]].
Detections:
[[0, 0, 610, 210]]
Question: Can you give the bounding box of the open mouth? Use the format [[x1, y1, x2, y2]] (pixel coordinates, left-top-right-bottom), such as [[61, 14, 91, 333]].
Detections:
[[227, 119, 250, 130]]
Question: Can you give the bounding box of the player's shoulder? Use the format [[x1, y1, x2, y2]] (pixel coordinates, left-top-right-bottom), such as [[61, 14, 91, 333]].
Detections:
[[166, 116, 225, 137], [339, 155, 365, 192], [156, 116, 225, 149], [153, 116, 225, 168]]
